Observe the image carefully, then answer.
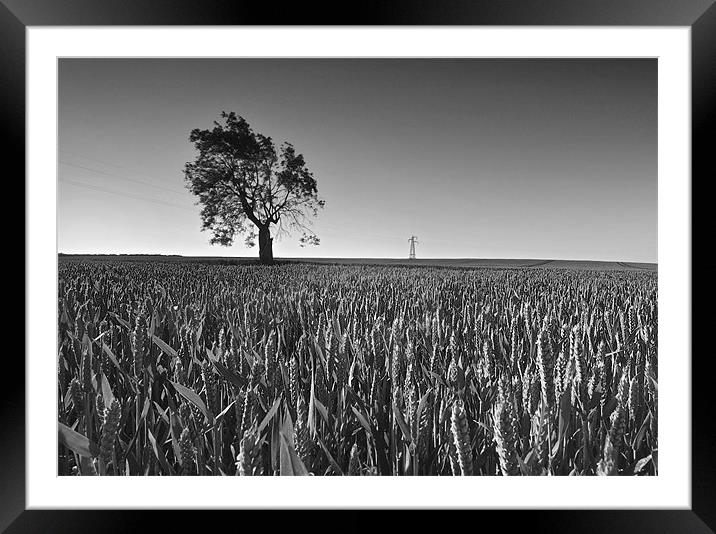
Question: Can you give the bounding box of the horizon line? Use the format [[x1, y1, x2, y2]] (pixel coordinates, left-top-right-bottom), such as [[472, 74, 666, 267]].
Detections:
[[57, 252, 658, 265]]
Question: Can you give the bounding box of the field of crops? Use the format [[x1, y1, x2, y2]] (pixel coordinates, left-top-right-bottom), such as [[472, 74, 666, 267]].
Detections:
[[57, 260, 658, 476]]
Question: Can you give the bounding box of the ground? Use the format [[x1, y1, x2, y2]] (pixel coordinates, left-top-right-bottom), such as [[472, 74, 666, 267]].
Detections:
[[58, 254, 657, 271]]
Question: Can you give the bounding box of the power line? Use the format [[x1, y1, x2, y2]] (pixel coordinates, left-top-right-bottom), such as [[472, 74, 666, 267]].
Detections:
[[59, 149, 142, 173], [60, 175, 401, 237], [59, 161, 187, 195], [59, 157, 467, 250], [59, 150, 188, 193], [60, 178, 196, 212], [318, 225, 403, 242], [60, 180, 464, 250]]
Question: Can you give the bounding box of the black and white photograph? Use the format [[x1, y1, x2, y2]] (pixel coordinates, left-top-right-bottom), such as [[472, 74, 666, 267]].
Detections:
[[57, 57, 658, 477]]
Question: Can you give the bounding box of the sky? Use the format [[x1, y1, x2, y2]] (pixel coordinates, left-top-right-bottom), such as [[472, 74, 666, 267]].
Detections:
[[58, 58, 657, 262]]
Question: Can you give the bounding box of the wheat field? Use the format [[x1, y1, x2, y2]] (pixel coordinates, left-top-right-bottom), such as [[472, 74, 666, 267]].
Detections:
[[57, 260, 657, 476]]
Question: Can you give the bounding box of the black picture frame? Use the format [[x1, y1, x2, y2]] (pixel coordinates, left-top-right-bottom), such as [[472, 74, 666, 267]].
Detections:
[[6, 0, 714, 531]]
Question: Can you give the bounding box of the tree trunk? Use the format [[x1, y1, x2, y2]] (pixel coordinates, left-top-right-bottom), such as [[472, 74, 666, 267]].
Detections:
[[258, 225, 274, 265]]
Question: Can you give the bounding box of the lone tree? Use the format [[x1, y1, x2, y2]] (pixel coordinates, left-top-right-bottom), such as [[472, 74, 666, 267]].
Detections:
[[184, 111, 324, 264]]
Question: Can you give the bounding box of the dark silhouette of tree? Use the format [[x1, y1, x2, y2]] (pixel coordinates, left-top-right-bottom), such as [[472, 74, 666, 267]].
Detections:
[[184, 111, 324, 264]]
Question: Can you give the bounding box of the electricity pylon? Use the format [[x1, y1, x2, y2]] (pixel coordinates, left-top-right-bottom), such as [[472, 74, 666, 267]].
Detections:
[[408, 235, 418, 260]]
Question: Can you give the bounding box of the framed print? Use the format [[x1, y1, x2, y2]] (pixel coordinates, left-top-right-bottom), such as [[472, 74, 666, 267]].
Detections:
[[7, 0, 715, 532]]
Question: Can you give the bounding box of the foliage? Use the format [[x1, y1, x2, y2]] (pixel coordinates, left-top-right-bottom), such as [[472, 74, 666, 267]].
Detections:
[[184, 112, 324, 260]]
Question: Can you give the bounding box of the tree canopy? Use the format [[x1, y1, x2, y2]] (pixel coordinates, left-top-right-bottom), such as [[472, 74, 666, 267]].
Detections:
[[184, 111, 324, 263]]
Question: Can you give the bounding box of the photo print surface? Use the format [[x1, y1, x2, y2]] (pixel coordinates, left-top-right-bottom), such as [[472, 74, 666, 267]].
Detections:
[[58, 58, 657, 476]]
